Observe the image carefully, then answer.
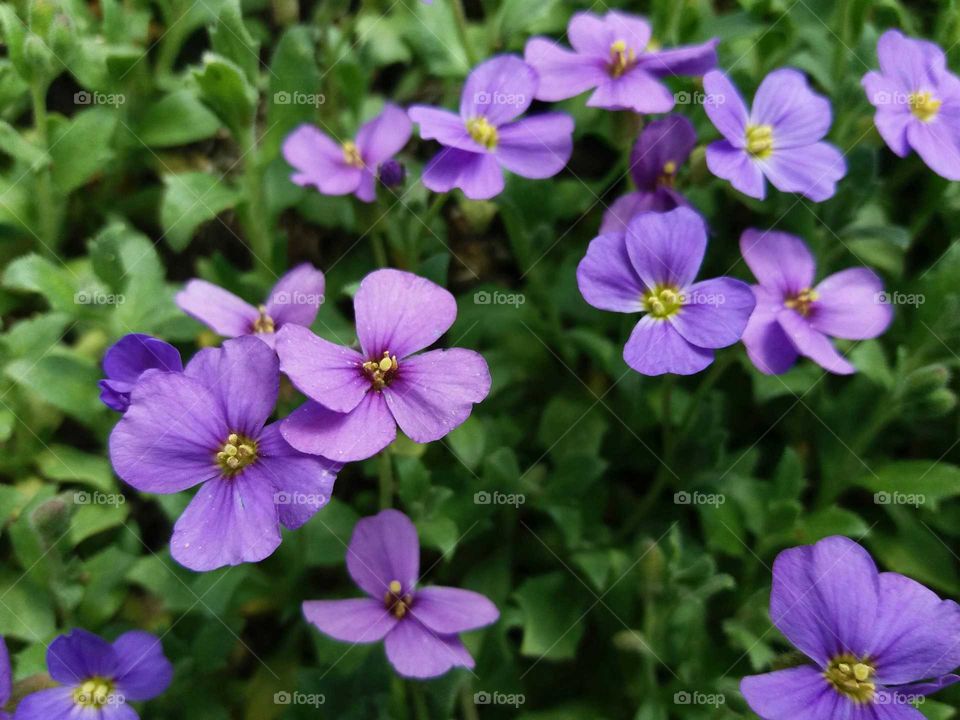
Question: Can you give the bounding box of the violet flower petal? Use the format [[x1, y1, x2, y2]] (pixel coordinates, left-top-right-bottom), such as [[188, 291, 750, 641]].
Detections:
[[111, 631, 173, 701], [282, 124, 363, 195], [10, 687, 78, 720], [761, 142, 845, 202], [905, 119, 960, 181], [625, 207, 706, 290], [587, 69, 675, 113], [576, 232, 647, 313], [496, 113, 574, 179], [599, 192, 667, 235], [264, 263, 325, 328], [275, 325, 368, 414], [739, 228, 816, 297], [811, 268, 892, 340], [741, 666, 845, 720], [422, 147, 505, 199], [411, 586, 500, 634], [384, 620, 474, 679], [624, 316, 714, 376], [281, 396, 397, 463], [102, 334, 183, 385], [356, 103, 412, 166], [670, 277, 755, 349], [523, 38, 607, 101], [777, 311, 856, 375], [637, 38, 718, 77], [175, 279, 258, 338], [751, 68, 832, 147], [630, 115, 697, 191], [302, 598, 398, 643], [705, 140, 765, 199], [48, 629, 118, 683], [568, 12, 617, 56], [460, 55, 537, 126], [407, 106, 479, 152], [347, 509, 420, 600], [703, 71, 749, 145], [741, 287, 800, 375]]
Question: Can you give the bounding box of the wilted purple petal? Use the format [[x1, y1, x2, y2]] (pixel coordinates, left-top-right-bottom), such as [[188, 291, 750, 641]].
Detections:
[[811, 268, 892, 340], [264, 263, 325, 328], [460, 55, 537, 126], [751, 69, 832, 147], [275, 325, 368, 414], [496, 113, 574, 179], [777, 311, 855, 375], [175, 280, 258, 337], [625, 207, 706, 290], [384, 620, 474, 679], [281, 395, 396, 462], [739, 228, 816, 297], [624, 316, 714, 376], [670, 278, 755, 349], [576, 232, 646, 313], [422, 147, 505, 199], [703, 71, 749, 144], [523, 38, 607, 101], [48, 629, 118, 684], [412, 586, 499, 634], [347, 509, 420, 600], [112, 631, 173, 701], [706, 141, 765, 199], [356, 103, 412, 166], [741, 666, 844, 720], [303, 598, 398, 643], [761, 142, 845, 202]]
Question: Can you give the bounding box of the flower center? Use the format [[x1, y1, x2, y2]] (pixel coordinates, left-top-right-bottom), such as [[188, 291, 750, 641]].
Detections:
[[643, 284, 683, 319], [824, 655, 876, 704], [609, 39, 637, 78], [784, 287, 819, 316], [909, 91, 941, 122], [73, 677, 115, 708], [342, 140, 364, 167], [252, 305, 275, 334], [658, 160, 678, 188], [362, 351, 399, 390], [745, 124, 774, 159], [216, 432, 258, 475], [384, 579, 413, 619], [466, 116, 498, 149]]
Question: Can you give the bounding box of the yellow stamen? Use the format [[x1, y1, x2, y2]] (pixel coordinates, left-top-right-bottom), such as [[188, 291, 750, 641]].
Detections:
[[362, 351, 399, 390], [466, 116, 498, 149], [342, 140, 364, 167], [643, 285, 683, 319], [909, 91, 941, 122], [216, 432, 259, 475], [389, 580, 402, 594], [784, 288, 819, 317], [384, 579, 413, 618], [745, 124, 774, 159], [73, 677, 114, 708], [252, 305, 275, 334], [824, 655, 876, 704], [609, 39, 636, 78]]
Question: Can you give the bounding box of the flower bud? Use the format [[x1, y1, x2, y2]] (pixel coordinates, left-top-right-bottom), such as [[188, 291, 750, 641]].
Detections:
[[377, 159, 406, 188]]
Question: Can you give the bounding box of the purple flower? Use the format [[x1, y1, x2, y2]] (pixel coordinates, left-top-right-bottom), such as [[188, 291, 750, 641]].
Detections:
[[282, 104, 412, 202], [408, 55, 574, 200], [176, 263, 325, 348], [739, 229, 892, 375], [703, 69, 845, 201], [303, 509, 499, 679], [109, 336, 339, 571], [577, 207, 756, 376], [276, 269, 491, 462], [1, 636, 10, 720], [601, 115, 697, 234], [741, 536, 960, 719], [378, 159, 406, 188], [524, 11, 717, 113], [99, 334, 183, 413], [863, 30, 960, 180], [13, 629, 171, 720]]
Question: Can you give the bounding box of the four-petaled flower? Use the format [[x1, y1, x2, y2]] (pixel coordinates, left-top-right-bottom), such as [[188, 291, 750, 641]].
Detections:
[[176, 263, 325, 348], [863, 30, 960, 180], [742, 536, 960, 719], [303, 509, 499, 679], [601, 115, 697, 233], [99, 334, 183, 413], [109, 336, 340, 571], [13, 629, 172, 720], [408, 55, 574, 200], [283, 103, 412, 202], [276, 269, 491, 461], [739, 228, 892, 375], [524, 10, 717, 113], [704, 69, 846, 201], [577, 207, 756, 375]]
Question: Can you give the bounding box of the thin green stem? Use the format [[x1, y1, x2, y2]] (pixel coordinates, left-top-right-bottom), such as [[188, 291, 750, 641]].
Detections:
[[460, 684, 479, 720], [239, 125, 274, 279], [451, 0, 477, 67], [379, 451, 394, 509], [410, 682, 429, 720], [31, 81, 58, 257]]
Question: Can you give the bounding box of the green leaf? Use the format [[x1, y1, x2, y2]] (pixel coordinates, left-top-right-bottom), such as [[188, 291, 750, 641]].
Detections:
[[192, 52, 257, 140], [855, 461, 960, 511], [134, 90, 221, 147], [6, 351, 103, 421], [514, 573, 586, 661], [264, 26, 322, 160], [0, 119, 49, 167], [446, 416, 486, 471], [160, 171, 240, 251], [69, 500, 129, 546], [36, 445, 115, 492], [209, 0, 260, 84], [49, 107, 118, 194], [0, 569, 56, 641], [2, 254, 78, 312]]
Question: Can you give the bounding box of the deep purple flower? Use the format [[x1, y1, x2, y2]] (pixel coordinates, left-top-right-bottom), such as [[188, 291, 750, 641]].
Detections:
[[408, 55, 574, 200], [276, 269, 491, 461], [576, 207, 755, 376], [704, 69, 845, 201], [378, 159, 406, 188], [109, 336, 339, 571], [176, 263, 325, 348], [303, 509, 499, 679], [99, 334, 183, 413], [524, 11, 717, 113], [863, 30, 960, 180], [13, 629, 171, 720], [739, 229, 892, 375], [742, 536, 960, 719], [1, 636, 10, 720], [601, 115, 697, 234], [282, 103, 412, 202]]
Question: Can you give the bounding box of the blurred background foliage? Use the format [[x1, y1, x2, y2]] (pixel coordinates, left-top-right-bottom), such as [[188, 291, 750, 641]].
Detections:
[[0, 0, 959, 718]]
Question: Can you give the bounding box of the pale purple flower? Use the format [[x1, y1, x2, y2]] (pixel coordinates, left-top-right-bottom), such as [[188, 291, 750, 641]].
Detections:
[[742, 536, 960, 719], [282, 103, 412, 202], [303, 509, 499, 679], [176, 263, 325, 348], [109, 336, 339, 571], [601, 115, 696, 234], [13, 629, 171, 720], [524, 10, 717, 113], [577, 207, 755, 376], [1, 636, 10, 720], [704, 69, 845, 201], [863, 30, 960, 180], [408, 55, 574, 200], [99, 334, 183, 413], [276, 269, 491, 462], [739, 229, 892, 375]]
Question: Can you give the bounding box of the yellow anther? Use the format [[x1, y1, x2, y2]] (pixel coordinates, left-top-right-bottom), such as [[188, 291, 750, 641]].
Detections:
[[252, 306, 275, 334], [217, 432, 258, 475], [466, 116, 498, 149], [379, 356, 393, 372], [73, 677, 114, 708], [228, 433, 239, 444], [363, 351, 399, 390], [644, 285, 683, 319], [342, 140, 364, 167], [663, 160, 677, 175], [609, 39, 636, 78], [909, 91, 941, 122], [224, 444, 238, 456], [389, 580, 402, 594], [825, 655, 876, 704], [785, 288, 819, 316], [853, 663, 871, 682], [745, 124, 774, 159]]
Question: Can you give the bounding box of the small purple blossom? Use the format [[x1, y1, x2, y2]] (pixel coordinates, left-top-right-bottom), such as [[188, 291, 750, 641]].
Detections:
[[282, 103, 412, 202], [741, 536, 960, 719], [99, 334, 183, 413], [378, 158, 406, 188], [863, 30, 960, 180], [13, 629, 171, 720], [524, 10, 717, 113], [109, 336, 339, 571], [577, 207, 756, 376], [739, 229, 892, 375], [176, 263, 325, 348], [703, 69, 846, 201], [276, 269, 491, 462], [1, 636, 10, 720], [408, 55, 574, 200], [303, 509, 499, 679], [601, 115, 697, 234]]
